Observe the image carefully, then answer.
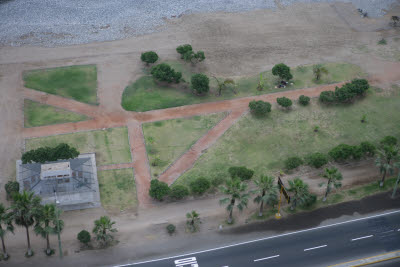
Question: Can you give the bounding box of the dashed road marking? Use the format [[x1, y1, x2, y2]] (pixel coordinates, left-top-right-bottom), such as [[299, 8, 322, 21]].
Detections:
[[304, 245, 327, 251], [351, 235, 373, 241], [381, 230, 395, 234], [254, 255, 280, 262]]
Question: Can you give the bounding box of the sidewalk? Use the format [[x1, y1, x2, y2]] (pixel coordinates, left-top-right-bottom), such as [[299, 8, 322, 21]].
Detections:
[[329, 250, 400, 267]]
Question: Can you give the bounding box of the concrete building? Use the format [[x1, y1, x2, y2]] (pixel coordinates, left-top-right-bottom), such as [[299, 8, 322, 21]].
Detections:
[[16, 153, 101, 211]]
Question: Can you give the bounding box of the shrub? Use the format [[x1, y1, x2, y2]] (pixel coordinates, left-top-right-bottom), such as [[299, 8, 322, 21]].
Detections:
[[169, 185, 189, 200], [149, 179, 170, 201], [378, 38, 387, 45], [211, 176, 226, 187], [77, 230, 91, 246], [298, 95, 310, 106], [305, 152, 329, 168], [228, 166, 254, 181], [166, 224, 176, 235], [360, 141, 376, 156], [249, 100, 271, 117], [272, 63, 293, 81], [301, 194, 317, 208], [151, 157, 163, 167], [190, 177, 211, 195], [319, 91, 336, 103], [351, 145, 363, 160], [380, 136, 397, 147], [176, 44, 205, 63], [329, 144, 354, 161], [284, 156, 303, 170], [349, 79, 369, 96], [5, 181, 19, 200], [277, 97, 292, 109], [140, 51, 159, 65], [334, 85, 354, 103], [176, 44, 193, 58], [191, 74, 209, 94], [150, 63, 182, 83], [22, 143, 79, 164]]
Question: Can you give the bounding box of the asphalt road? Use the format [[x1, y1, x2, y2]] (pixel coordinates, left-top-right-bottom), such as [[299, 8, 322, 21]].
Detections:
[[115, 210, 400, 267]]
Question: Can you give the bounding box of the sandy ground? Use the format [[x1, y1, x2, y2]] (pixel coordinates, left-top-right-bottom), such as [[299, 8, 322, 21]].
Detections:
[[1, 1, 400, 266]]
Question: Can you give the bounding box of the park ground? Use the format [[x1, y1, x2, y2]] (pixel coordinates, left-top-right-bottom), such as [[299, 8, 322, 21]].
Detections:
[[1, 1, 400, 266]]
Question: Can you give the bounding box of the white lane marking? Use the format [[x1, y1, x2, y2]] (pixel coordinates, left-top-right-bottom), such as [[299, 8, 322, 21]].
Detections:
[[381, 230, 395, 234], [398, 229, 400, 231], [253, 255, 280, 262], [351, 235, 373, 241], [174, 257, 198, 267], [304, 245, 327, 251], [113, 210, 400, 266]]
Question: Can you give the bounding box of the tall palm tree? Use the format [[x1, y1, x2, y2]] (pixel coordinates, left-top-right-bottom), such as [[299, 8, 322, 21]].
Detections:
[[219, 178, 250, 223], [321, 167, 343, 202], [375, 145, 398, 187], [9, 191, 41, 257], [186, 210, 200, 233], [0, 204, 14, 260], [287, 178, 310, 210], [93, 216, 117, 247], [313, 64, 328, 81], [34, 204, 64, 255], [252, 175, 278, 217]]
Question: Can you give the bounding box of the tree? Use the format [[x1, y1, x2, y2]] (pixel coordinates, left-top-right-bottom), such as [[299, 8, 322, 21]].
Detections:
[[169, 185, 189, 200], [284, 156, 303, 170], [334, 85, 354, 103], [257, 73, 265, 91], [228, 166, 254, 181], [34, 204, 63, 255], [22, 143, 79, 164], [214, 77, 236, 96], [176, 44, 193, 59], [92, 216, 117, 247], [313, 64, 328, 81], [329, 144, 354, 161], [272, 63, 293, 81], [375, 145, 399, 187], [191, 74, 209, 94], [252, 175, 278, 217], [149, 179, 170, 201], [186, 211, 200, 233], [360, 141, 376, 156], [298, 95, 310, 106], [4, 181, 19, 201], [176, 44, 205, 64], [219, 178, 250, 223], [77, 230, 91, 246], [190, 177, 210, 195], [287, 178, 310, 210], [0, 204, 14, 260], [141, 51, 159, 65], [380, 136, 397, 147], [249, 100, 271, 117], [277, 97, 292, 109], [150, 63, 182, 83], [319, 91, 336, 104], [320, 167, 343, 201], [9, 191, 41, 257], [305, 152, 329, 168], [349, 79, 369, 96]]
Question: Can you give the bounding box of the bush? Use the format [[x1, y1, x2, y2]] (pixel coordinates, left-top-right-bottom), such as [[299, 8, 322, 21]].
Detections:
[[166, 224, 176, 235], [301, 194, 317, 208], [228, 166, 254, 181], [150, 63, 182, 83], [77, 230, 91, 246], [380, 136, 397, 147], [298, 95, 310, 106], [249, 100, 271, 117], [176, 44, 193, 58], [190, 177, 211, 195], [211, 176, 226, 187], [191, 74, 209, 94], [284, 156, 303, 170], [272, 63, 293, 81], [176, 44, 205, 63], [149, 179, 170, 201], [378, 38, 387, 45], [334, 85, 354, 103], [319, 91, 336, 103], [360, 141, 376, 156], [351, 145, 363, 160], [21, 143, 79, 164], [305, 152, 329, 168], [141, 51, 159, 65], [329, 144, 354, 161], [277, 97, 292, 109], [5, 181, 19, 200], [349, 79, 369, 96], [169, 185, 189, 200]]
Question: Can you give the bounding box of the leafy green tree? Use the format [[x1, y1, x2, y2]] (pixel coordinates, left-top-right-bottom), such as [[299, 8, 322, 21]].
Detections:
[[186, 211, 200, 233], [176, 44, 193, 58], [380, 136, 397, 147], [0, 204, 14, 260], [320, 167, 343, 201], [360, 141, 376, 156], [176, 44, 205, 63], [228, 166, 254, 181], [150, 63, 182, 83], [141, 51, 159, 65], [149, 179, 170, 201], [219, 178, 250, 223], [329, 144, 354, 161], [319, 91, 336, 104], [92, 216, 117, 247], [214, 77, 236, 96], [191, 74, 209, 94], [249, 100, 271, 117], [77, 230, 91, 246], [190, 177, 210, 195], [272, 63, 293, 81], [252, 175, 278, 217], [287, 178, 310, 210], [334, 85, 354, 103], [34, 204, 64, 255], [4, 181, 19, 201], [22, 143, 79, 164], [284, 156, 303, 170], [169, 185, 189, 200], [298, 95, 310, 106], [349, 79, 369, 96], [375, 145, 399, 187], [277, 97, 292, 109], [313, 64, 328, 81], [9, 191, 41, 257], [305, 152, 329, 168]]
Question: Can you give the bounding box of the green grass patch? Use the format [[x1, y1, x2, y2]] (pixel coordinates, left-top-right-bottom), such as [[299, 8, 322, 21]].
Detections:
[[176, 88, 400, 187], [25, 127, 131, 166], [23, 65, 98, 104], [143, 112, 227, 178], [122, 62, 365, 111], [24, 99, 89, 127], [98, 168, 137, 213]]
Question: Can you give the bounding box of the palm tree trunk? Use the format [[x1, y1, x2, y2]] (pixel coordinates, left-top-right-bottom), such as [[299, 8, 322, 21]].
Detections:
[[380, 170, 387, 187], [228, 199, 235, 223], [25, 225, 32, 256], [323, 180, 331, 202], [1, 235, 9, 260], [46, 234, 51, 255], [258, 190, 265, 217]]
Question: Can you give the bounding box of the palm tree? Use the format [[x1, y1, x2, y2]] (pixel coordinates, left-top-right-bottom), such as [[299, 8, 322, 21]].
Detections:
[[287, 178, 310, 210], [252, 175, 278, 217], [321, 167, 343, 202], [375, 145, 398, 187], [34, 204, 64, 255], [92, 216, 117, 247], [219, 178, 250, 223], [0, 204, 14, 260], [313, 64, 328, 81], [186, 210, 200, 233], [9, 191, 41, 257]]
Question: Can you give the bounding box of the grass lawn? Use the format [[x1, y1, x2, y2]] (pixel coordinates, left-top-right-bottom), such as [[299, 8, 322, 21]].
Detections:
[[143, 112, 227, 178], [25, 127, 131, 166], [24, 99, 89, 127], [98, 168, 137, 213], [122, 62, 365, 111], [176, 88, 400, 187], [23, 65, 98, 104]]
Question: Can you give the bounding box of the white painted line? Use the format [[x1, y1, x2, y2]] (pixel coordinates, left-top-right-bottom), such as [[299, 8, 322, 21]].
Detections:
[[304, 245, 327, 251], [254, 255, 280, 262], [113, 210, 400, 267], [351, 235, 373, 241], [381, 230, 395, 234], [398, 229, 400, 231]]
